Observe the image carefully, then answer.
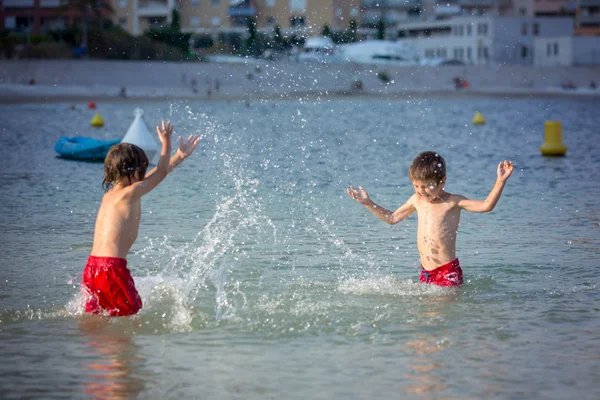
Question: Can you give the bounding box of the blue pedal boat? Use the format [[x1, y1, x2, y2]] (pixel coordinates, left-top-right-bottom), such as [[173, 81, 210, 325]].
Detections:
[[54, 137, 120, 161]]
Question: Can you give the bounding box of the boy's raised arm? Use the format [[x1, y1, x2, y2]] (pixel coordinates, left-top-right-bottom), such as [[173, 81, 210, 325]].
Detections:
[[130, 121, 173, 198], [458, 160, 514, 213], [347, 185, 415, 225], [146, 134, 201, 178]]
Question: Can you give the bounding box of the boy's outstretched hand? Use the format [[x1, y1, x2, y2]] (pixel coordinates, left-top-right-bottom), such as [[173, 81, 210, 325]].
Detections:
[[156, 120, 173, 144], [497, 160, 514, 182], [176, 134, 201, 159], [347, 185, 372, 205]]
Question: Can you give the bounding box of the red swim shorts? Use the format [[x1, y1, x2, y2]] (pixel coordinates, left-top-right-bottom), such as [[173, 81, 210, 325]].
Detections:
[[420, 258, 464, 287], [81, 255, 142, 316]]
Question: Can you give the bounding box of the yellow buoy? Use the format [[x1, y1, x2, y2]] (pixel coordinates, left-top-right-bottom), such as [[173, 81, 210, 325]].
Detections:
[[91, 113, 104, 127], [472, 112, 486, 125], [540, 121, 567, 156]]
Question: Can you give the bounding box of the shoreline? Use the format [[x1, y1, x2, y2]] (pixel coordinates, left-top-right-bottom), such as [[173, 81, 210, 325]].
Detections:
[[1, 59, 599, 104], [2, 86, 599, 105]]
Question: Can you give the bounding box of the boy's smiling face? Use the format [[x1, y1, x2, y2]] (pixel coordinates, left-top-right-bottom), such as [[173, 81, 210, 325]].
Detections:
[[412, 179, 446, 203]]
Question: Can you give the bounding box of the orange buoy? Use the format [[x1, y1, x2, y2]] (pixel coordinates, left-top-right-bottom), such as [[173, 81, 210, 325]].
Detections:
[[87, 101, 96, 110]]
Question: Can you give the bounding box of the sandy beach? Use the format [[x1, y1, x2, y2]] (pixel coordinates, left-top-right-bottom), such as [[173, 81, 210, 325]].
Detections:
[[1, 59, 599, 103]]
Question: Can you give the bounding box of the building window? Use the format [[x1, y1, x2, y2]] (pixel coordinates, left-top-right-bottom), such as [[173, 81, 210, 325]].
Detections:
[[191, 16, 200, 27], [5, 16, 16, 29], [191, 0, 199, 5], [211, 0, 219, 6], [211, 16, 221, 26], [267, 16, 275, 25], [521, 46, 528, 59], [533, 23, 539, 36], [467, 24, 471, 36], [350, 8, 358, 17], [267, 0, 276, 6], [521, 22, 527, 35], [483, 47, 489, 60], [477, 47, 482, 59], [519, 8, 526, 15], [290, 0, 306, 12], [119, 17, 127, 26], [290, 16, 305, 27], [467, 47, 472, 60], [119, 0, 127, 8], [554, 42, 558, 55], [482, 24, 488, 36]]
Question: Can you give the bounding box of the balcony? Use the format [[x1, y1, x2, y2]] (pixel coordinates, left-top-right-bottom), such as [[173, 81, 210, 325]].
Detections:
[[459, 0, 496, 7], [579, 14, 600, 25], [138, 1, 171, 17], [40, 0, 61, 7], [3, 0, 34, 7], [229, 0, 258, 17], [361, 0, 421, 8]]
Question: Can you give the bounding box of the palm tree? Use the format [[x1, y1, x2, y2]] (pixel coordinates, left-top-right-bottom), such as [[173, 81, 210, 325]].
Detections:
[[60, 0, 113, 53]]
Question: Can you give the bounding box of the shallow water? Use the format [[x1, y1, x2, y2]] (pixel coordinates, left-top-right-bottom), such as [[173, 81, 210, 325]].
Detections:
[[1, 97, 599, 399]]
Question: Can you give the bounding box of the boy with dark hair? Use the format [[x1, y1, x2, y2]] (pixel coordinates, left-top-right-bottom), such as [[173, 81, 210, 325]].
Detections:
[[82, 121, 200, 316], [347, 151, 514, 287]]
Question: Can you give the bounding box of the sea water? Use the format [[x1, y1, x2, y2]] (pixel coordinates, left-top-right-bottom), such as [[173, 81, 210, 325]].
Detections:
[[0, 97, 599, 399]]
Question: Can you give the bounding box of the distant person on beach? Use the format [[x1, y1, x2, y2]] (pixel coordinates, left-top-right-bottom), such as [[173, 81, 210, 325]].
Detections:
[[347, 151, 514, 287], [81, 121, 200, 316]]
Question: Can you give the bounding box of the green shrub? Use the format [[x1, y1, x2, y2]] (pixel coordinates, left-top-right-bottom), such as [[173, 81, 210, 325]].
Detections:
[[377, 71, 391, 83], [20, 42, 72, 59], [30, 35, 49, 45], [145, 27, 192, 54]]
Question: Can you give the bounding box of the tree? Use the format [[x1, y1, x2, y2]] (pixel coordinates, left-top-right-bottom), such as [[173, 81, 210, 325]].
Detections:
[[60, 0, 113, 55], [273, 24, 286, 50], [171, 9, 181, 31], [245, 17, 258, 56], [376, 18, 385, 40], [348, 18, 358, 43], [322, 24, 332, 38]]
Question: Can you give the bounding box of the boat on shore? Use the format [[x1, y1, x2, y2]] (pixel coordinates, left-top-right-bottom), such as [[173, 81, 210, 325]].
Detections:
[[54, 136, 120, 161], [298, 37, 341, 63], [339, 40, 419, 66]]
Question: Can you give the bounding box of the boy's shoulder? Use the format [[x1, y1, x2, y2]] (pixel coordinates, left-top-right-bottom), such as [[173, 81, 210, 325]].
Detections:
[[102, 185, 136, 202], [439, 192, 466, 205]]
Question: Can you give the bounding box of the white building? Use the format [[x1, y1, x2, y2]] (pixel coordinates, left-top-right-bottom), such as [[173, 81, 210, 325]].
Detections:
[[112, 0, 178, 36], [534, 36, 600, 66], [395, 16, 574, 65]]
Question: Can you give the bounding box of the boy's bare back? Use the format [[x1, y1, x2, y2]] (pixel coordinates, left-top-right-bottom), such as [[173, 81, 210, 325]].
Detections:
[[90, 121, 200, 260], [91, 187, 142, 259]]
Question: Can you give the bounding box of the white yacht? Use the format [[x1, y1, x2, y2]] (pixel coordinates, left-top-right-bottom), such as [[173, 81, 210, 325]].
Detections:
[[339, 40, 419, 66], [297, 37, 338, 63]]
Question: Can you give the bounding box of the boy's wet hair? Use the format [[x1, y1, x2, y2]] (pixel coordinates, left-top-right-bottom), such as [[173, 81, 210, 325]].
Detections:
[[102, 143, 149, 192], [409, 151, 446, 184]]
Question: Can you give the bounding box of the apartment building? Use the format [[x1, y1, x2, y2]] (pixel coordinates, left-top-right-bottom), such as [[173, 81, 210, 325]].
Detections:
[[111, 0, 178, 36], [177, 0, 360, 36], [575, 0, 600, 35], [108, 1, 360, 37], [360, 0, 421, 27], [396, 16, 573, 65], [0, 0, 111, 35]]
